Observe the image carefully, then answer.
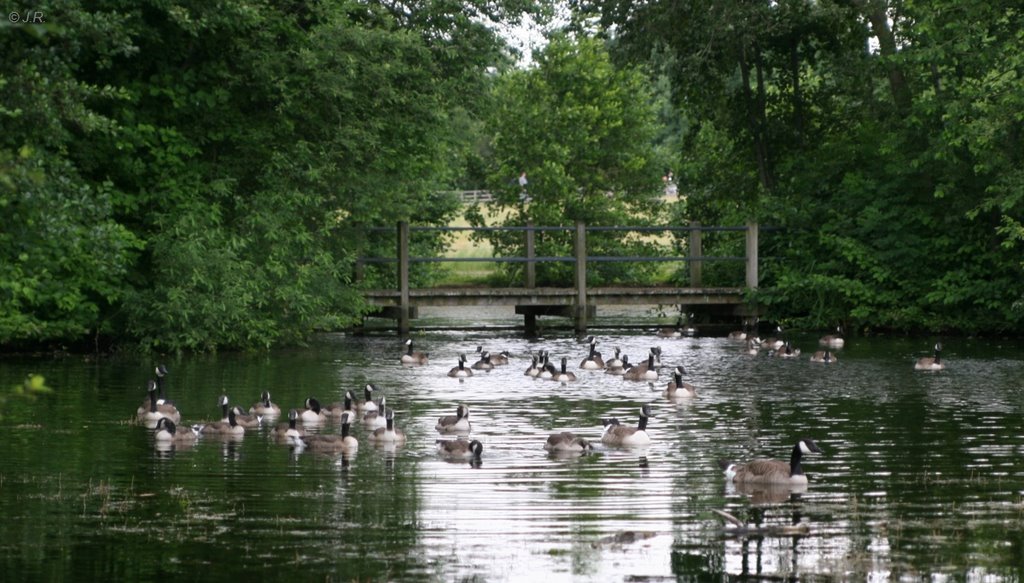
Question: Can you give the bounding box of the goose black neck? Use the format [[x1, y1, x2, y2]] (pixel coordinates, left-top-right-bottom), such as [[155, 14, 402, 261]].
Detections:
[[386, 416, 395, 431], [288, 417, 297, 430], [341, 422, 351, 438], [228, 409, 238, 427], [637, 414, 648, 431], [149, 390, 158, 413], [155, 376, 165, 399], [790, 442, 805, 476], [406, 343, 413, 356], [222, 402, 229, 419], [647, 355, 654, 367], [934, 348, 942, 364]]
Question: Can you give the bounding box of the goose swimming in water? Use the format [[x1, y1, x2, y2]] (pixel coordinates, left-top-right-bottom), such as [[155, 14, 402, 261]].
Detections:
[[720, 438, 824, 486]]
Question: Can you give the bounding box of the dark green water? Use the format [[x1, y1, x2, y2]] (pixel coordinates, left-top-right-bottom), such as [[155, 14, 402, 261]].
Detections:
[[2, 322, 1023, 581]]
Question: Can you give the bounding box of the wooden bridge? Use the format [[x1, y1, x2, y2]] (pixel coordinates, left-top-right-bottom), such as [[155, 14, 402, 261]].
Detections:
[[359, 221, 762, 335]]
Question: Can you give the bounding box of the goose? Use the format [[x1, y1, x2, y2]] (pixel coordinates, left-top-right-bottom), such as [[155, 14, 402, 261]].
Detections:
[[721, 438, 823, 486], [154, 417, 200, 444], [761, 326, 784, 351], [208, 394, 230, 422], [249, 391, 281, 418], [152, 364, 179, 411], [728, 318, 754, 341], [362, 395, 388, 431], [524, 355, 542, 377], [356, 384, 378, 413], [230, 406, 264, 429], [137, 380, 180, 426], [552, 357, 577, 382], [436, 438, 483, 460], [605, 354, 629, 376], [299, 397, 327, 424], [199, 407, 245, 436], [368, 409, 406, 444], [436, 404, 471, 434], [604, 347, 624, 369], [476, 345, 510, 366], [623, 353, 658, 382], [915, 342, 946, 371], [809, 349, 837, 364], [649, 346, 663, 369], [657, 316, 684, 338], [579, 337, 605, 369], [600, 404, 653, 446], [539, 354, 557, 380], [471, 351, 494, 371], [819, 326, 845, 349], [400, 338, 428, 365], [448, 354, 474, 378], [772, 341, 801, 359], [544, 432, 592, 453], [664, 367, 697, 399], [324, 389, 357, 418], [274, 409, 305, 442], [682, 313, 698, 337], [299, 412, 358, 452], [743, 338, 760, 356]]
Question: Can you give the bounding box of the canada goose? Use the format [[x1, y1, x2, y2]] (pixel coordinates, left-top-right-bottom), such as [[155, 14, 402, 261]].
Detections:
[[623, 353, 658, 382], [274, 409, 306, 442], [682, 313, 698, 337], [915, 342, 945, 371], [154, 417, 200, 443], [544, 431, 592, 453], [538, 354, 557, 380], [649, 346, 663, 368], [552, 357, 577, 382], [605, 354, 629, 376], [368, 409, 406, 444], [476, 345, 509, 366], [357, 384, 378, 413], [299, 412, 358, 452], [137, 367, 181, 423], [436, 404, 471, 434], [762, 326, 784, 351], [249, 391, 281, 418], [436, 438, 483, 460], [664, 367, 697, 398], [809, 349, 837, 364], [400, 338, 429, 365], [471, 351, 494, 371], [152, 364, 178, 409], [772, 341, 801, 359], [362, 395, 388, 431], [230, 406, 264, 429], [819, 326, 845, 349], [579, 338, 605, 369], [524, 355, 542, 377], [601, 404, 653, 446], [137, 380, 181, 426], [744, 338, 760, 356], [721, 438, 823, 486], [728, 318, 754, 341], [448, 354, 474, 378], [657, 316, 684, 338], [325, 389, 357, 418], [199, 407, 245, 436], [299, 397, 327, 424], [604, 347, 624, 369]]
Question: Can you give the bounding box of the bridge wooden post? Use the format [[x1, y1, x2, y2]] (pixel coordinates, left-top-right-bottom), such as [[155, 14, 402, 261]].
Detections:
[[523, 221, 538, 336], [525, 221, 536, 289], [745, 221, 759, 289], [689, 221, 702, 287], [398, 221, 411, 334], [574, 221, 588, 335]]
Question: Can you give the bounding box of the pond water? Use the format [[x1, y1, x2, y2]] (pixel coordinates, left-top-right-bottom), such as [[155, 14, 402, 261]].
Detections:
[[1, 308, 1023, 581]]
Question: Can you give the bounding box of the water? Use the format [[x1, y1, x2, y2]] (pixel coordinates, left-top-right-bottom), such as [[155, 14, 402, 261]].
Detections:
[[2, 309, 1023, 581]]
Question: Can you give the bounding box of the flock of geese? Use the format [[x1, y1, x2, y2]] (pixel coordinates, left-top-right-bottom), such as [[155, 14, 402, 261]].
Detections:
[[136, 324, 948, 486]]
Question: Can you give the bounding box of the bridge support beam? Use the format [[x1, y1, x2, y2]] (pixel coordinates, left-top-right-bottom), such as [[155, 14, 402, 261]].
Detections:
[[574, 220, 588, 335]]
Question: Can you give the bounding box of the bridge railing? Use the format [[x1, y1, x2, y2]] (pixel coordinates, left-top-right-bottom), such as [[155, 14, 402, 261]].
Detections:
[[356, 221, 761, 333]]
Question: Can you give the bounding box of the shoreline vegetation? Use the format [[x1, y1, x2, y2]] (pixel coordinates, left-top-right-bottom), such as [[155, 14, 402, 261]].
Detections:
[[2, 3, 1020, 354]]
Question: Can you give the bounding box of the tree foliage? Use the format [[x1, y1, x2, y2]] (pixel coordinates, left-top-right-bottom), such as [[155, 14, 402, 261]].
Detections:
[[469, 33, 668, 286], [1, 0, 540, 351], [580, 0, 1024, 333]]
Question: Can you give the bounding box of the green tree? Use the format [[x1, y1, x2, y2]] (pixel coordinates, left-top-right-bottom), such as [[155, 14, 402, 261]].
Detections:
[[470, 33, 667, 286]]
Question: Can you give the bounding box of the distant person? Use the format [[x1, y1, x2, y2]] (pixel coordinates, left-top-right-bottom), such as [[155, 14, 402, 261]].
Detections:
[[518, 171, 530, 203]]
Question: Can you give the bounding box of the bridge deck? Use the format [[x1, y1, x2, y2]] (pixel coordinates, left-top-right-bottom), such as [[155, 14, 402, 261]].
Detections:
[[364, 286, 745, 307]]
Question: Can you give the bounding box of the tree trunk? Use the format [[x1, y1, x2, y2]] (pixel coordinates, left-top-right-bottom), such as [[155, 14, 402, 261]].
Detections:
[[855, 0, 912, 113]]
